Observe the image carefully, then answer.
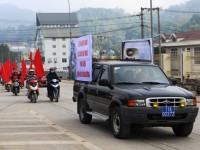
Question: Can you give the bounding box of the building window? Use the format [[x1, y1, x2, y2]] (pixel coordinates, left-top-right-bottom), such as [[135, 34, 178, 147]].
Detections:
[[62, 38, 66, 41], [48, 58, 52, 63], [172, 37, 177, 42], [170, 48, 179, 75], [170, 49, 178, 56], [54, 58, 57, 63], [63, 67, 67, 70], [53, 52, 56, 56], [62, 45, 66, 48], [71, 24, 75, 28], [52, 37, 56, 41], [187, 48, 190, 53], [53, 45, 56, 48], [161, 38, 166, 43], [62, 58, 67, 63], [194, 47, 200, 64], [63, 52, 66, 55]]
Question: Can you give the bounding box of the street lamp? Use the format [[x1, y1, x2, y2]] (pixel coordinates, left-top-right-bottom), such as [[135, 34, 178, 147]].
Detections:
[[67, 0, 72, 79], [66, 0, 71, 39], [150, 0, 153, 39], [150, 0, 156, 65]]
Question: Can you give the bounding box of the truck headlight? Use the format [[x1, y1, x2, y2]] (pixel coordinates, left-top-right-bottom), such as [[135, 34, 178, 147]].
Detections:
[[128, 100, 145, 107], [186, 98, 197, 106]]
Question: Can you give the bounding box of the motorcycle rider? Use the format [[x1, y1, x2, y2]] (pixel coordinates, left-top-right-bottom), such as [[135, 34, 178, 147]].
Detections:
[[10, 70, 20, 81], [10, 70, 20, 85], [9, 70, 21, 94], [26, 69, 37, 98], [46, 67, 60, 97]]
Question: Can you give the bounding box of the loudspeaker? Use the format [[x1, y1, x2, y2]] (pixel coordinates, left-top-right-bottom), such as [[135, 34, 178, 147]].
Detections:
[[123, 48, 139, 59]]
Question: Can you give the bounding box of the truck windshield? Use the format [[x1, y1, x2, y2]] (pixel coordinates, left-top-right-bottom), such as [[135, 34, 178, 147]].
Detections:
[[113, 65, 170, 84]]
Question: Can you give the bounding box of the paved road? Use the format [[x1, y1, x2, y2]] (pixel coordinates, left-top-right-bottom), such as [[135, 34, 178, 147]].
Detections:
[[0, 83, 100, 150], [0, 82, 200, 150]]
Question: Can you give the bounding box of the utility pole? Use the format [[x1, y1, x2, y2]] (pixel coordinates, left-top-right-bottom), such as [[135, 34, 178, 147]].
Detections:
[[141, 7, 144, 39], [156, 7, 162, 68], [67, 0, 71, 39], [150, 0, 153, 39]]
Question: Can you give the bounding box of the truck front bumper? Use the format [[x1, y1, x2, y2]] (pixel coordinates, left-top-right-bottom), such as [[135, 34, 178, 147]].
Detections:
[[121, 106, 199, 126]]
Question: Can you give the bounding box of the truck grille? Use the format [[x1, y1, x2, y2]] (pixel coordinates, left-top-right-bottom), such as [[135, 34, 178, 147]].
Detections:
[[146, 97, 186, 107]]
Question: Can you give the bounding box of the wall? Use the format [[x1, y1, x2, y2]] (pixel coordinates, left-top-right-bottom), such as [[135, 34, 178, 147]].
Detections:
[[44, 38, 70, 71], [162, 52, 200, 82], [162, 54, 171, 77]]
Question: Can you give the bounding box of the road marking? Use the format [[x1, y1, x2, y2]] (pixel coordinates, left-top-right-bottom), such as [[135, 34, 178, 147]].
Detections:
[[0, 116, 35, 118], [0, 132, 64, 135], [29, 109, 102, 150], [0, 125, 49, 128], [0, 109, 102, 149], [0, 119, 40, 122], [0, 111, 28, 115], [0, 141, 79, 146]]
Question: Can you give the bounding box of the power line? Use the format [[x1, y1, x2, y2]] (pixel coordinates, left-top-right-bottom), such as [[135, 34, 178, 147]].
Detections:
[[0, 25, 139, 41], [78, 14, 141, 22], [145, 25, 200, 36], [90, 25, 140, 36], [161, 10, 200, 14], [79, 22, 140, 28]]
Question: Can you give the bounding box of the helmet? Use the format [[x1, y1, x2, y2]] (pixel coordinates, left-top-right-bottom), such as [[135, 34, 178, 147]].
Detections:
[[49, 67, 55, 73], [14, 71, 18, 75], [49, 67, 55, 71], [29, 69, 35, 75], [13, 69, 17, 73]]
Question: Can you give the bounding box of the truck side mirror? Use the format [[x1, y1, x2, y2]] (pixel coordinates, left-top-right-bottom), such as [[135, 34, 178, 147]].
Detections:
[[99, 79, 110, 86]]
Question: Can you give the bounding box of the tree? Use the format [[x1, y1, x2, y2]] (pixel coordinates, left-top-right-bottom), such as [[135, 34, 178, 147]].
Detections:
[[0, 44, 18, 63]]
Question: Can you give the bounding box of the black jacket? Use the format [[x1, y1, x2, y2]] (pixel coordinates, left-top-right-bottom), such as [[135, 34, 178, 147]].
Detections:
[[46, 72, 60, 83]]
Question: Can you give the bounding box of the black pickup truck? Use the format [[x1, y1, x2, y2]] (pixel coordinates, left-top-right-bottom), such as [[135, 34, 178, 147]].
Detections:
[[73, 61, 199, 139]]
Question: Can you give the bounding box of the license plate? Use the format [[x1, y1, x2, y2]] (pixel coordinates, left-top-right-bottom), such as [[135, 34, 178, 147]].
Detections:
[[162, 106, 175, 117]]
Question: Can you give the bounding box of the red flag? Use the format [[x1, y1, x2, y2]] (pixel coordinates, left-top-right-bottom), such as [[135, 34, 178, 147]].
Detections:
[[29, 52, 33, 70], [34, 49, 45, 78], [3, 60, 12, 83], [0, 63, 2, 75], [1, 64, 5, 81], [13, 61, 18, 72], [20, 58, 27, 86]]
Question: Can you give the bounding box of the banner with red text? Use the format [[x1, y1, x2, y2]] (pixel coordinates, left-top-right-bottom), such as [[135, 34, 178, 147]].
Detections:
[[69, 35, 92, 81]]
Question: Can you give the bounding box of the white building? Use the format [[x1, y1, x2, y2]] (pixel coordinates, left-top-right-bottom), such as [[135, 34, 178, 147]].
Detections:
[[35, 13, 82, 71]]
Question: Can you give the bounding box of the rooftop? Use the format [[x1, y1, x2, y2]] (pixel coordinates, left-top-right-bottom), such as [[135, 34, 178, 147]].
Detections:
[[40, 28, 82, 38], [36, 13, 78, 26]]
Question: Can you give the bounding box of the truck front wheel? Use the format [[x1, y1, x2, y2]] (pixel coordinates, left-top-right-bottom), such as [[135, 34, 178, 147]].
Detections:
[[111, 106, 131, 139], [78, 98, 92, 124], [172, 123, 193, 137]]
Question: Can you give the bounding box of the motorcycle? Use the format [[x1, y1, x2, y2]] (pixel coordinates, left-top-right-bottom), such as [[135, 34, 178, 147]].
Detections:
[[5, 81, 12, 92], [19, 79, 24, 89], [11, 79, 20, 96], [0, 77, 3, 85], [48, 79, 60, 102], [28, 80, 39, 103]]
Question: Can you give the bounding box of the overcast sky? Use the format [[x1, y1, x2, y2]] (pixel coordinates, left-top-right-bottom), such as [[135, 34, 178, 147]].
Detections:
[[0, 0, 188, 13]]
